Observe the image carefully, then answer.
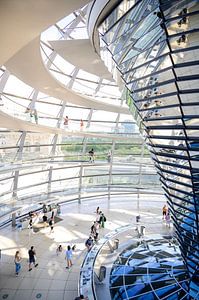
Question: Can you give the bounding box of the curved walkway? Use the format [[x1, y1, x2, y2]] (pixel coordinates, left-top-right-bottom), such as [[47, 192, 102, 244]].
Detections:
[[5, 37, 130, 114], [48, 39, 112, 80], [0, 110, 135, 140], [1, 1, 129, 114]]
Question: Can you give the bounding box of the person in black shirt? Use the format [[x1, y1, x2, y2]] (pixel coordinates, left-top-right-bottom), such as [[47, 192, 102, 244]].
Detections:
[[43, 214, 47, 227], [29, 218, 33, 229], [85, 236, 93, 251], [42, 204, 47, 213], [49, 218, 54, 233], [28, 246, 38, 271], [43, 214, 47, 222], [88, 148, 94, 163]]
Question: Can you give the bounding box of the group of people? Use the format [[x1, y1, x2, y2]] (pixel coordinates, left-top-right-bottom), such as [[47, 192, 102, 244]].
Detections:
[[13, 202, 172, 299], [63, 115, 84, 130], [88, 148, 112, 163], [28, 209, 56, 234], [85, 206, 107, 251], [13, 201, 95, 300], [28, 211, 40, 233], [14, 243, 86, 299], [55, 244, 76, 269], [14, 242, 76, 276], [14, 245, 38, 276]]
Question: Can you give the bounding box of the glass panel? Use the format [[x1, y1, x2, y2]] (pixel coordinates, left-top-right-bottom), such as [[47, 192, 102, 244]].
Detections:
[[52, 166, 80, 181], [166, 11, 199, 36]]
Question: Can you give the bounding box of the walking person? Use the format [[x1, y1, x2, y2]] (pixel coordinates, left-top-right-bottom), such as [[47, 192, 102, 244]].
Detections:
[[28, 217, 34, 234], [107, 150, 112, 162], [90, 222, 95, 237], [64, 115, 69, 127], [57, 204, 61, 215], [80, 119, 84, 130], [51, 209, 55, 219], [14, 251, 22, 276], [88, 148, 95, 163], [93, 221, 100, 241], [42, 214, 47, 227], [29, 217, 33, 229], [25, 107, 31, 121], [28, 246, 38, 271], [85, 236, 94, 252], [33, 109, 38, 124], [49, 218, 54, 233], [56, 244, 63, 256], [162, 204, 168, 220], [99, 213, 106, 228], [165, 212, 171, 228], [65, 245, 73, 269]]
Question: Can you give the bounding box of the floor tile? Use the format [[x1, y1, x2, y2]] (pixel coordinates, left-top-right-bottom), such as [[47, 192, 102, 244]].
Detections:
[[46, 291, 64, 300], [39, 269, 56, 280], [18, 278, 38, 290], [48, 280, 66, 290], [24, 268, 42, 279], [0, 289, 16, 300], [65, 280, 78, 291], [53, 270, 69, 281], [3, 277, 22, 290], [67, 272, 79, 281], [31, 290, 48, 300], [63, 290, 77, 300], [34, 279, 52, 290], [13, 289, 32, 300], [0, 276, 9, 289]]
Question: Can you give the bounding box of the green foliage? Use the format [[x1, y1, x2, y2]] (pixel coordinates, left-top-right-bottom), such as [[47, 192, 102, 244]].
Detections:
[[61, 142, 149, 160], [61, 144, 83, 153]]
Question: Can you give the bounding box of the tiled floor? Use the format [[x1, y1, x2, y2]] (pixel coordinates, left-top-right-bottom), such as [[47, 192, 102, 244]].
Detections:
[[0, 194, 171, 300]]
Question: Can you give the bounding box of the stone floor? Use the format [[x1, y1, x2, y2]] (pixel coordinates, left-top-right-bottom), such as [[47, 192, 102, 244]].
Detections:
[[0, 193, 171, 300]]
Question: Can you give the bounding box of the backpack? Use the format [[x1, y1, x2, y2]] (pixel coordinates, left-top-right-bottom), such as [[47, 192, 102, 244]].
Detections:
[[85, 239, 92, 246]]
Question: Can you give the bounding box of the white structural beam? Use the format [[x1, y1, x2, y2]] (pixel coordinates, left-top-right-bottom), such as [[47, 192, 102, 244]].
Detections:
[[49, 39, 112, 80], [0, 0, 89, 66], [0, 110, 140, 141], [5, 37, 130, 114]]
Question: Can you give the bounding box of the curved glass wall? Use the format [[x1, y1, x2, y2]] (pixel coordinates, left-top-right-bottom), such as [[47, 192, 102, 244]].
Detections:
[[0, 4, 161, 229], [99, 0, 199, 297]]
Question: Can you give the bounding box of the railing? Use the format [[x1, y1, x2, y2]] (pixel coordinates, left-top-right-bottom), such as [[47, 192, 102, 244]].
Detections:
[[79, 224, 133, 300], [0, 151, 152, 165], [0, 187, 162, 228]]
